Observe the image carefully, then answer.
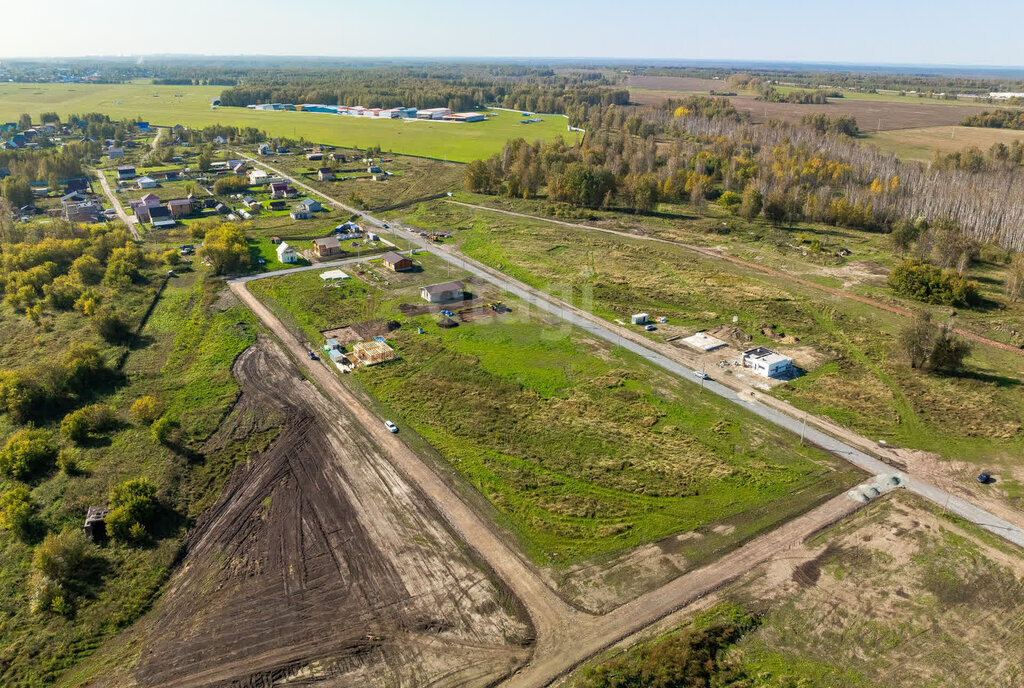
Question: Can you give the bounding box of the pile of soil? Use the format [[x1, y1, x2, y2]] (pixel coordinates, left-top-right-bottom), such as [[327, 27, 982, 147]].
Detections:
[[706, 324, 752, 347]]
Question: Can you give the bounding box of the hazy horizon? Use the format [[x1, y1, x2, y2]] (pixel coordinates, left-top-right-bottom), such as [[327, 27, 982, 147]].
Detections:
[[5, 0, 1024, 68]]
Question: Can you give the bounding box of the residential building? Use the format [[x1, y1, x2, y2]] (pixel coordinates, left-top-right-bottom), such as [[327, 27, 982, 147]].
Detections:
[[296, 198, 321, 213], [116, 166, 136, 180], [420, 280, 465, 303], [248, 169, 268, 185], [108, 146, 124, 159], [313, 236, 341, 257], [257, 143, 271, 156], [741, 347, 795, 379], [137, 176, 158, 189], [381, 251, 413, 272], [317, 167, 335, 181], [290, 207, 312, 220], [64, 200, 103, 223], [167, 198, 193, 218], [276, 242, 298, 264]]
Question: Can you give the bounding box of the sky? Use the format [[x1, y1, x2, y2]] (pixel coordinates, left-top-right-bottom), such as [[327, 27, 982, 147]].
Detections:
[[5, 0, 1024, 67]]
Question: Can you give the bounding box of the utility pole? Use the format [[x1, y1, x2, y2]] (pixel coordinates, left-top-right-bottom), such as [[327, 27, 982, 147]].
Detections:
[[800, 413, 808, 445]]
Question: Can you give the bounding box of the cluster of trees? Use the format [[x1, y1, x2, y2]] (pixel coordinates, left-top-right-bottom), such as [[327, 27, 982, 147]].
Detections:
[[0, 343, 113, 425], [887, 259, 980, 307], [199, 223, 251, 275], [758, 86, 834, 104], [960, 109, 1024, 130], [800, 113, 860, 137], [900, 312, 972, 372], [579, 604, 760, 688]]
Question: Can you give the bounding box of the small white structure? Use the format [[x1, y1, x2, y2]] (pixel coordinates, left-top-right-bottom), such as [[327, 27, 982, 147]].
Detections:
[[320, 269, 350, 281], [682, 332, 728, 352], [741, 346, 794, 379], [276, 242, 298, 264], [248, 169, 269, 184], [421, 280, 465, 303], [631, 313, 649, 325]]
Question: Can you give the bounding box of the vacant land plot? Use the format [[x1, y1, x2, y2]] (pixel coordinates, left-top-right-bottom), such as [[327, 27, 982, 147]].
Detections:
[[0, 83, 571, 162], [249, 261, 857, 579], [570, 493, 1024, 688], [866, 125, 1024, 161], [72, 337, 531, 687]]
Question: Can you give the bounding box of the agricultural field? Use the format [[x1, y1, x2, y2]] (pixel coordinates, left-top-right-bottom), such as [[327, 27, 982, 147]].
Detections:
[[247, 252, 859, 605], [568, 492, 1024, 688], [0, 83, 572, 162], [627, 74, 1011, 131], [388, 199, 1024, 510], [866, 125, 1024, 161]]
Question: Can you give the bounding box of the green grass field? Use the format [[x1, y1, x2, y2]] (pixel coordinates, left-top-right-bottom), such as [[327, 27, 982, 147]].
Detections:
[[0, 83, 572, 162]]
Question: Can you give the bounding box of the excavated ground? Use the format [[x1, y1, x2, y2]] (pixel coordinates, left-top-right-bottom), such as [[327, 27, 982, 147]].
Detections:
[[128, 336, 532, 687]]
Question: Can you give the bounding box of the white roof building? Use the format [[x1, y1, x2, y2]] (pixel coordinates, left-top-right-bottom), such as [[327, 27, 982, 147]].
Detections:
[[276, 242, 298, 264], [742, 347, 794, 379]]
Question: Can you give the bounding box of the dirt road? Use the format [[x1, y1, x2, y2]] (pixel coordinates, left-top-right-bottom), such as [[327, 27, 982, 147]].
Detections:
[[130, 336, 531, 687], [93, 168, 139, 240]]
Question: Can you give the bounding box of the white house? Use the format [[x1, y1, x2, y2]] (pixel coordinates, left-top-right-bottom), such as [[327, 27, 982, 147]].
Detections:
[[420, 280, 465, 303], [742, 347, 795, 379], [276, 242, 298, 263], [248, 169, 269, 185], [136, 176, 158, 189]]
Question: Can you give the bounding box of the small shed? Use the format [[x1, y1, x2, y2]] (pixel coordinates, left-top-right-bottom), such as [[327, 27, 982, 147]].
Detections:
[[83, 506, 111, 540], [631, 313, 649, 325], [420, 280, 465, 303]]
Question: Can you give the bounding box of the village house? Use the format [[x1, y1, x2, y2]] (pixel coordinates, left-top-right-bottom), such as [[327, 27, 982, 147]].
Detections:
[[420, 280, 465, 303], [313, 236, 341, 258], [317, 167, 335, 181], [108, 146, 124, 159], [137, 176, 158, 189], [167, 198, 194, 218], [116, 165, 136, 180], [290, 206, 312, 220], [64, 200, 103, 223], [381, 251, 413, 272], [248, 168, 269, 185], [296, 198, 321, 213], [741, 347, 795, 379], [257, 143, 271, 156], [276, 242, 298, 264], [243, 196, 262, 210]]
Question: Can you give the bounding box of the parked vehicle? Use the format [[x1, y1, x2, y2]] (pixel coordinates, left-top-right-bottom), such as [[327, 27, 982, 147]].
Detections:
[[978, 471, 992, 484], [645, 324, 656, 331], [307, 350, 317, 360], [693, 370, 710, 380], [384, 420, 398, 433]]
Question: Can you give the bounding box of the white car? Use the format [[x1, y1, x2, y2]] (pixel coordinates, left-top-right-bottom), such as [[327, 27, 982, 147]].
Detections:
[[693, 370, 710, 381], [384, 420, 398, 433]]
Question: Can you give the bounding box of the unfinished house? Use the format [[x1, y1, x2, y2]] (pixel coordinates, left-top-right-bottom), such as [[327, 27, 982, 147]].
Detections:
[[352, 340, 397, 366]]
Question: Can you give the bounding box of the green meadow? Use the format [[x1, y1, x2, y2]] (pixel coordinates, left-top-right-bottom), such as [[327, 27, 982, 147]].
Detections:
[[0, 82, 572, 162]]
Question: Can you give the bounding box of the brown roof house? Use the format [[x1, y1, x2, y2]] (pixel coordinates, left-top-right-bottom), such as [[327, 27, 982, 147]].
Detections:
[[420, 280, 465, 303], [313, 236, 341, 258], [381, 251, 413, 272]]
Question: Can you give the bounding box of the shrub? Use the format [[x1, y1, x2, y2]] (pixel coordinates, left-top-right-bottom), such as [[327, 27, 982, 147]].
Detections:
[[888, 259, 980, 307], [106, 478, 159, 542], [0, 428, 57, 480], [33, 529, 92, 583], [30, 577, 66, 614], [716, 190, 742, 210], [92, 307, 133, 343], [60, 404, 117, 444], [163, 249, 182, 266], [151, 416, 173, 444], [57, 448, 80, 475], [130, 396, 162, 424], [0, 486, 34, 540]]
